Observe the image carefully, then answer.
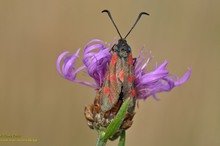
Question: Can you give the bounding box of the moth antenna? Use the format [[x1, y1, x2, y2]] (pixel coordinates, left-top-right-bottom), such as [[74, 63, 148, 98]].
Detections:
[[124, 12, 149, 39], [102, 10, 123, 39]]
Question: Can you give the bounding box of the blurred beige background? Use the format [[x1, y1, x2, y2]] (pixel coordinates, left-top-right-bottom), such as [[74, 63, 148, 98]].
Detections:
[[0, 0, 219, 146]]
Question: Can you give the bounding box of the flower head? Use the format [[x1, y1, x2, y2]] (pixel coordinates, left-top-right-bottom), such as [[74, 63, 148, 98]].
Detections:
[[56, 39, 191, 100], [57, 38, 191, 140]]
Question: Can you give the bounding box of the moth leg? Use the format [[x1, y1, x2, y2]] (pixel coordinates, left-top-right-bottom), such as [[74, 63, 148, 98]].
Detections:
[[110, 44, 116, 52]]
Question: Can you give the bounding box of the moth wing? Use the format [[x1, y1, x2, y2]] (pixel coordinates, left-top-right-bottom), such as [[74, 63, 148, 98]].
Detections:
[[121, 54, 136, 112], [100, 53, 122, 112]]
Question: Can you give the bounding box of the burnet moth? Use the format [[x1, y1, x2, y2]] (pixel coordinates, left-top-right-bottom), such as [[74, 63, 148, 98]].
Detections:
[[84, 10, 149, 139], [99, 10, 149, 113]]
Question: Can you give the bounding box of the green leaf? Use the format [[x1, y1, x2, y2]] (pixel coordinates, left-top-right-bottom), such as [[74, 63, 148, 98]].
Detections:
[[118, 130, 126, 146], [102, 98, 130, 141]]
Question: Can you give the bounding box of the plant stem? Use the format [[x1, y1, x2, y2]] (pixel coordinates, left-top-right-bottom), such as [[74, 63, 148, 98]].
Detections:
[[96, 134, 107, 146], [118, 130, 126, 146]]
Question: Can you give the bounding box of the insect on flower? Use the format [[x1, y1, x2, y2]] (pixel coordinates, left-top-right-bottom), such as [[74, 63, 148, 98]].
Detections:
[[56, 9, 191, 142], [84, 10, 150, 140], [99, 10, 149, 113]]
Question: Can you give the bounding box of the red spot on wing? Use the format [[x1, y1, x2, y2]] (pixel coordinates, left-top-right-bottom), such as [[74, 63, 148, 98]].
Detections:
[[128, 75, 134, 83], [128, 54, 133, 66], [104, 87, 110, 94], [119, 70, 124, 83], [110, 75, 116, 81], [131, 89, 136, 97], [111, 53, 118, 65]]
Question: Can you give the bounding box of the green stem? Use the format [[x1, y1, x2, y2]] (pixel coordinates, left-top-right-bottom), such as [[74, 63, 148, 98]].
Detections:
[[96, 134, 107, 146], [103, 98, 130, 140], [118, 130, 126, 146], [96, 98, 130, 146]]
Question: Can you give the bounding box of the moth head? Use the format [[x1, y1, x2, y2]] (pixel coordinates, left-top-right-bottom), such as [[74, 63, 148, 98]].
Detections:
[[113, 39, 131, 58]]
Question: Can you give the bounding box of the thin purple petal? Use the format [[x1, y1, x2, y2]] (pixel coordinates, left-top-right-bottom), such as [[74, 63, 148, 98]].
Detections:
[[56, 51, 69, 76], [134, 49, 191, 100], [56, 39, 113, 89], [56, 48, 97, 88], [174, 68, 192, 86], [83, 39, 112, 87]]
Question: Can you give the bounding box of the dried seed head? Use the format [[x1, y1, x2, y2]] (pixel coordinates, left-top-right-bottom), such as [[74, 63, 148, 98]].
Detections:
[[84, 89, 136, 140]]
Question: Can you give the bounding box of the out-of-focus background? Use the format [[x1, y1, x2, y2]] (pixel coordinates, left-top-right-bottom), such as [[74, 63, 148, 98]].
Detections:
[[0, 0, 219, 146]]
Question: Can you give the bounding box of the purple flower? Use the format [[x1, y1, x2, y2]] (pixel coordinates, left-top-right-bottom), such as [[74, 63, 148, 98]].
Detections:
[[56, 39, 113, 89], [56, 39, 191, 100]]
